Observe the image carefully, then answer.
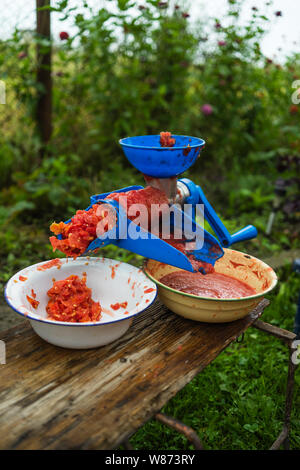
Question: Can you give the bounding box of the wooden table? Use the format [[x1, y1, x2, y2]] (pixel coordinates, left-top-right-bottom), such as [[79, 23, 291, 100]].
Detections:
[[0, 299, 297, 450]]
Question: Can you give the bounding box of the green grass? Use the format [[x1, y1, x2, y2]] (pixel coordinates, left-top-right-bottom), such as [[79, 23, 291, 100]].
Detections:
[[128, 266, 300, 450]]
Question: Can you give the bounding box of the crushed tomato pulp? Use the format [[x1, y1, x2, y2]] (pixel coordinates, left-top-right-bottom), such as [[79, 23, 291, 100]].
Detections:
[[160, 131, 175, 147], [49, 186, 168, 258], [110, 301, 128, 310], [46, 274, 101, 322], [26, 288, 39, 309], [49, 184, 216, 273]]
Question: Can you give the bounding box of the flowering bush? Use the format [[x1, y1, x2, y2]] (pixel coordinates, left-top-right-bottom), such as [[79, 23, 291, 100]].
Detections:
[[59, 31, 69, 40], [0, 0, 298, 228]]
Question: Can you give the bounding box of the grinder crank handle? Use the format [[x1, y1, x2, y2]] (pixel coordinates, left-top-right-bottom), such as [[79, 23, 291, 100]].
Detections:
[[228, 225, 258, 245], [180, 179, 257, 248]]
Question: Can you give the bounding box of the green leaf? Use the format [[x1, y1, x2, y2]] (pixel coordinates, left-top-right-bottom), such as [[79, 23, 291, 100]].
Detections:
[[243, 423, 259, 433]]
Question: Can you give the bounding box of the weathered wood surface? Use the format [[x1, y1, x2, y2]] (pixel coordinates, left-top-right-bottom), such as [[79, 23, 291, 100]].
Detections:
[[0, 299, 269, 450], [253, 319, 296, 344]]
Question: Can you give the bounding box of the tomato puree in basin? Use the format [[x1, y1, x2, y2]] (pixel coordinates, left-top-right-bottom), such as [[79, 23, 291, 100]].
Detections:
[[159, 271, 256, 299]]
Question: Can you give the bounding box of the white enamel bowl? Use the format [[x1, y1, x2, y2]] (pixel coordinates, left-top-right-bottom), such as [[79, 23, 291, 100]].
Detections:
[[5, 257, 157, 349]]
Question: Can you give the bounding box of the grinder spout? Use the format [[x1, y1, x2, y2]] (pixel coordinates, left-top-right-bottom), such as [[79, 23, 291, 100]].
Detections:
[[143, 175, 178, 203]]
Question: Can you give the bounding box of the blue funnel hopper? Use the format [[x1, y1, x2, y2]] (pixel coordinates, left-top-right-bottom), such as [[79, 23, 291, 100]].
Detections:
[[119, 135, 205, 178]]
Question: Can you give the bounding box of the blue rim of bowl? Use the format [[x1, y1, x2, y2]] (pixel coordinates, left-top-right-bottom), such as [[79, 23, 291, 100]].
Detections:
[[119, 135, 205, 150], [4, 259, 158, 327]]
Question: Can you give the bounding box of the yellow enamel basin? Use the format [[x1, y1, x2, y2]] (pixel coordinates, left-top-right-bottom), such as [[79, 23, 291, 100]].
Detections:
[[144, 249, 277, 323]]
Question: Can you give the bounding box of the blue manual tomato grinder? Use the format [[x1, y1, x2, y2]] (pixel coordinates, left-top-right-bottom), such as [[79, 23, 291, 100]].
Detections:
[[63, 134, 257, 273]]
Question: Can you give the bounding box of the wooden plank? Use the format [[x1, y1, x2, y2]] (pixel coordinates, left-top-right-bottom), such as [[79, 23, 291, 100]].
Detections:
[[0, 301, 22, 331], [253, 319, 296, 344], [0, 299, 269, 450]]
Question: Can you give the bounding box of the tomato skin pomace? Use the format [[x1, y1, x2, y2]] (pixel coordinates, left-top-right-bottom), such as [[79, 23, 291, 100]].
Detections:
[[160, 131, 176, 147], [27, 294, 39, 309], [49, 186, 168, 258], [49, 208, 101, 258], [48, 185, 216, 274], [110, 301, 128, 310], [46, 275, 101, 323], [37, 258, 62, 271]]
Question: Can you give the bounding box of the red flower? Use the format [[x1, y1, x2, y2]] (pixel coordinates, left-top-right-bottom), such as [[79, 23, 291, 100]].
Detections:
[[18, 51, 27, 59], [180, 61, 189, 68], [275, 11, 282, 17], [215, 22, 222, 29], [175, 5, 180, 9], [158, 1, 168, 8], [290, 105, 298, 115], [201, 104, 213, 116], [218, 40, 226, 47], [266, 58, 273, 64], [182, 12, 190, 18], [59, 31, 69, 41]]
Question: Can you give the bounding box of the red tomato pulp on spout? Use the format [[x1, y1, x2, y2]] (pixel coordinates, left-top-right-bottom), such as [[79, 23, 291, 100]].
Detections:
[[49, 186, 168, 258], [49, 185, 217, 274]]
